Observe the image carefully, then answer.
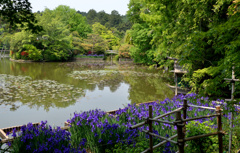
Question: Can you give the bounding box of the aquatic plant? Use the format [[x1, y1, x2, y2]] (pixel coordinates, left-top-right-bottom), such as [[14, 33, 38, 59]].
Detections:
[[0, 74, 85, 111]]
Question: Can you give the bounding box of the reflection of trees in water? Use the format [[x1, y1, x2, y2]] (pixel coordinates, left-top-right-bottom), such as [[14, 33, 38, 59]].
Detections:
[[0, 74, 85, 112], [97, 74, 123, 92], [68, 70, 124, 93], [0, 59, 174, 109], [123, 74, 174, 104], [87, 83, 97, 92], [59, 60, 119, 71]]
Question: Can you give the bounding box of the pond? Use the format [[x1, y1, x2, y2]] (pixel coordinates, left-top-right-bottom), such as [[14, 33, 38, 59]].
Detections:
[[0, 58, 174, 128]]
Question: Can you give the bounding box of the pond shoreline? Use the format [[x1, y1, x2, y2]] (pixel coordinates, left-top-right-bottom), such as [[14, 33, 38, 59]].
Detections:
[[9, 57, 105, 63], [9, 58, 35, 63]]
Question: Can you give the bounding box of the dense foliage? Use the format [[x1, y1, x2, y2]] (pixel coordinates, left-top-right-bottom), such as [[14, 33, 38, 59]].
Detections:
[[1, 5, 131, 61], [0, 0, 42, 33], [78, 9, 132, 35], [7, 6, 91, 61], [126, 0, 240, 98]]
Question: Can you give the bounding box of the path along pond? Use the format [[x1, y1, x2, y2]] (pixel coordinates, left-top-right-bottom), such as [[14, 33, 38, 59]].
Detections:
[[0, 58, 174, 128]]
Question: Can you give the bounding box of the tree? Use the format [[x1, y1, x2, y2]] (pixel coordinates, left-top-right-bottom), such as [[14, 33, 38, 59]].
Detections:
[[53, 5, 91, 38], [87, 9, 98, 25], [97, 11, 109, 26], [109, 10, 122, 28], [9, 7, 73, 61], [84, 33, 108, 54], [129, 23, 155, 64], [127, 0, 143, 24], [92, 22, 120, 50], [127, 0, 240, 97], [118, 44, 133, 58], [0, 0, 42, 33]]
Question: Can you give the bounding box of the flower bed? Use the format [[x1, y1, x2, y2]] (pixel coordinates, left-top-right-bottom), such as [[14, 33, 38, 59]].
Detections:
[[76, 54, 104, 59], [3, 94, 240, 152]]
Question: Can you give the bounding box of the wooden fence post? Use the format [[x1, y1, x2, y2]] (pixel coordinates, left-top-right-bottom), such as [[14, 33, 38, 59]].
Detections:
[[216, 106, 223, 153], [183, 99, 187, 137], [176, 111, 184, 153], [149, 105, 153, 153]]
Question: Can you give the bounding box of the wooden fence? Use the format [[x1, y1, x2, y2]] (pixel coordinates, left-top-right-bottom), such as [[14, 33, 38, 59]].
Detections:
[[130, 99, 224, 153], [0, 123, 40, 144]]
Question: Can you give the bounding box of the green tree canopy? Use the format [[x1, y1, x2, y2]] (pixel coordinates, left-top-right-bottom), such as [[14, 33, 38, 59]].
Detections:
[[0, 0, 42, 33], [127, 0, 240, 97]]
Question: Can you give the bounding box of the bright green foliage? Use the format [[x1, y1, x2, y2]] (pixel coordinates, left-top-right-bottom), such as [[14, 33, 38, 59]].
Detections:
[[52, 5, 91, 38], [185, 121, 218, 153], [83, 33, 108, 55], [36, 8, 73, 61], [91, 22, 120, 50], [8, 5, 92, 61], [22, 44, 42, 61], [129, 23, 155, 65], [127, 0, 240, 97], [10, 30, 32, 52]]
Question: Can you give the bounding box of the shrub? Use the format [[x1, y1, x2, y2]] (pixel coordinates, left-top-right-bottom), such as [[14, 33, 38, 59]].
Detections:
[[185, 121, 218, 153], [44, 44, 73, 61], [22, 44, 42, 61], [15, 52, 20, 60]]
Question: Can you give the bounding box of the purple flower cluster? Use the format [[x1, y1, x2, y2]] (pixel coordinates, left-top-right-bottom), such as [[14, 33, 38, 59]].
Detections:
[[7, 93, 239, 152], [87, 54, 104, 57], [8, 121, 86, 153], [69, 109, 139, 152]]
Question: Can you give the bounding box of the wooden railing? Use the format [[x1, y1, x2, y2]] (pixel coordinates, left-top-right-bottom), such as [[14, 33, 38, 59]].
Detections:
[[130, 99, 224, 153], [0, 123, 40, 143], [0, 47, 10, 58]]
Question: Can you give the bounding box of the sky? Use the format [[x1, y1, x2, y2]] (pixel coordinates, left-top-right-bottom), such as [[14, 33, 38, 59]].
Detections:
[[29, 0, 130, 15]]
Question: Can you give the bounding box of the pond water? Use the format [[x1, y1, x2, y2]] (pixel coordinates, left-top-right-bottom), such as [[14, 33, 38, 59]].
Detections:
[[0, 58, 174, 128]]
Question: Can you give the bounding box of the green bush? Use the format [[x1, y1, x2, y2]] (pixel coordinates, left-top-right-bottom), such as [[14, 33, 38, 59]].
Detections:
[[185, 121, 218, 153], [15, 52, 20, 60], [22, 44, 42, 61], [43, 44, 72, 61]]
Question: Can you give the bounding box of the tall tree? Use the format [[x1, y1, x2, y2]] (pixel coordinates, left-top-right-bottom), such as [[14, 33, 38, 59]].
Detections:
[[84, 33, 108, 54], [97, 11, 109, 26], [53, 5, 91, 38], [109, 10, 122, 28], [0, 0, 42, 33], [92, 22, 120, 50], [87, 9, 98, 25]]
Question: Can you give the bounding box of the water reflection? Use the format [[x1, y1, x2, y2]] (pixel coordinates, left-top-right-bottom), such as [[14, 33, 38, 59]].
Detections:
[[0, 58, 174, 127], [0, 58, 174, 110]]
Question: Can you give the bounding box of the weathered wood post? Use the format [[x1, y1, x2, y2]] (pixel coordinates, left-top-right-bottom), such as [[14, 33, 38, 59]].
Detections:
[[174, 60, 178, 96], [149, 105, 153, 153], [216, 106, 223, 153], [176, 111, 184, 153], [224, 66, 239, 152], [183, 99, 188, 136]]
